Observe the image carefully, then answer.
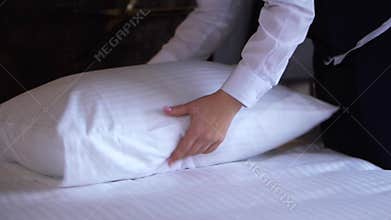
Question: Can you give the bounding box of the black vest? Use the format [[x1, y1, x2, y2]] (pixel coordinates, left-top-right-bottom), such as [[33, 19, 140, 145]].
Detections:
[[309, 0, 390, 58]]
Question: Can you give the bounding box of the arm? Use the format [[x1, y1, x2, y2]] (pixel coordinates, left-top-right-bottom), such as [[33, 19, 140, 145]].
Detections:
[[222, 0, 315, 107], [149, 0, 240, 64], [166, 0, 315, 165]]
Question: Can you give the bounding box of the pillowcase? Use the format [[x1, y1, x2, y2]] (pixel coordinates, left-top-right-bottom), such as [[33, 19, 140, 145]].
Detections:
[[0, 61, 337, 186]]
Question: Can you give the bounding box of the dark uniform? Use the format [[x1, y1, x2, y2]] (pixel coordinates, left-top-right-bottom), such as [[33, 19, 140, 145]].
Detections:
[[309, 1, 391, 168]]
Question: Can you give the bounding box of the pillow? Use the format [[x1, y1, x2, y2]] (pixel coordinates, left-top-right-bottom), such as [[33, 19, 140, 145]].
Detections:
[[0, 61, 337, 186]]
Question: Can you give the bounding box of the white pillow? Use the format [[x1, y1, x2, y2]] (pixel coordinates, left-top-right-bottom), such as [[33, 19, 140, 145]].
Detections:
[[0, 61, 337, 186]]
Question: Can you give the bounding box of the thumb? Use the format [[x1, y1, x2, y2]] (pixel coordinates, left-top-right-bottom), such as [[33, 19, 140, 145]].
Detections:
[[163, 104, 190, 117]]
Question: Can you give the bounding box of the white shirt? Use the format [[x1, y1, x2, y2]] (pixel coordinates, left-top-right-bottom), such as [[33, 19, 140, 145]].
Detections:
[[149, 0, 315, 107]]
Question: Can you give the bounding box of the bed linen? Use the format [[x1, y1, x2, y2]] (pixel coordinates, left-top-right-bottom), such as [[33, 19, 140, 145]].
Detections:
[[0, 61, 336, 186], [1, 141, 390, 220]]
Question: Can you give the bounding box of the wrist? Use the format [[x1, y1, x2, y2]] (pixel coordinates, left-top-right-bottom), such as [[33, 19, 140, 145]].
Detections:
[[216, 89, 243, 113]]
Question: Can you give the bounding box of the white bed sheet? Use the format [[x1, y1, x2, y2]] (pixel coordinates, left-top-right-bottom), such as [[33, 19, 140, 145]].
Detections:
[[1, 141, 391, 220]]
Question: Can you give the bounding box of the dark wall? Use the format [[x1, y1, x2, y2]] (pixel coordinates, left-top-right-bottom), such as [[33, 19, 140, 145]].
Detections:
[[0, 0, 196, 103]]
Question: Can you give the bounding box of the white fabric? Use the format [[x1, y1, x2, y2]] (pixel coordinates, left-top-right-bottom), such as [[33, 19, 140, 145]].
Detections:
[[325, 17, 391, 66], [149, 0, 315, 107], [0, 61, 336, 187], [1, 142, 391, 220]]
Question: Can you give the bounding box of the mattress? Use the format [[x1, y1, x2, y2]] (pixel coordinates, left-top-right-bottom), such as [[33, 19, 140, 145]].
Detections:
[[1, 140, 390, 220]]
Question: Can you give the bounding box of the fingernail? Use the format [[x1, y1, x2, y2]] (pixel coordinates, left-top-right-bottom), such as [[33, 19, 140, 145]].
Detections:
[[163, 106, 172, 112]]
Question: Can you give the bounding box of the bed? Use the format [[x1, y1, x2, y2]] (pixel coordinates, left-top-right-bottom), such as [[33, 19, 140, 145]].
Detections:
[[1, 140, 390, 220]]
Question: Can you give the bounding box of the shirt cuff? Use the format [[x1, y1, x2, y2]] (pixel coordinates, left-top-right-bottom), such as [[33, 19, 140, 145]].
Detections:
[[148, 50, 178, 64], [221, 63, 273, 108]]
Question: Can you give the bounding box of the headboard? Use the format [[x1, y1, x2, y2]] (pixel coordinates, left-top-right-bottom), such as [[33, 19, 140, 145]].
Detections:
[[0, 0, 196, 103]]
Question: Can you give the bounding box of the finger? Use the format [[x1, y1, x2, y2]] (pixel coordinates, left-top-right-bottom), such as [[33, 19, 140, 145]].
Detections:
[[188, 139, 208, 156], [197, 142, 214, 155], [168, 133, 196, 165], [203, 141, 222, 154], [163, 104, 189, 117]]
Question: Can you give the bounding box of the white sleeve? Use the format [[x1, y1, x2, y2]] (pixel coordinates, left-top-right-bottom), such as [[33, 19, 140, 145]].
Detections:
[[148, 0, 240, 64], [222, 0, 315, 107]]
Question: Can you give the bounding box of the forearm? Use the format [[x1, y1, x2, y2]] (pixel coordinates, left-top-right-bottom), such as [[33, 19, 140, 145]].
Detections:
[[149, 0, 240, 64], [222, 0, 315, 107]]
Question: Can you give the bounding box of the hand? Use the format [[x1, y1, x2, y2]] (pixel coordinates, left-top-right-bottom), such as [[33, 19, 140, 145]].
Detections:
[[164, 90, 243, 166]]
